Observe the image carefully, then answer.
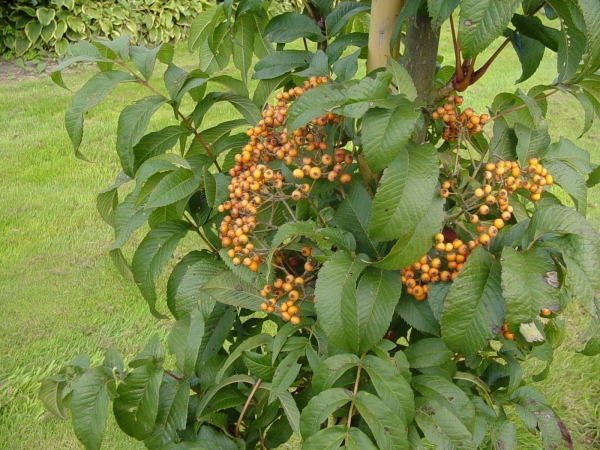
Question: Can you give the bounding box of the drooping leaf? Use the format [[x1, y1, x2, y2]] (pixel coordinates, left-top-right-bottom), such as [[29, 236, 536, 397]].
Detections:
[[312, 354, 360, 394], [314, 252, 369, 353], [70, 366, 114, 450], [65, 70, 136, 160], [286, 82, 347, 131], [510, 32, 545, 84], [441, 246, 504, 356], [232, 12, 255, 83], [39, 376, 68, 420], [129, 44, 162, 81], [386, 57, 417, 100], [546, 0, 586, 82], [131, 221, 191, 318], [133, 125, 189, 173], [143, 380, 190, 450], [403, 338, 454, 369], [368, 143, 439, 242], [396, 294, 440, 337], [325, 2, 370, 37], [301, 425, 346, 449], [278, 391, 301, 435], [269, 348, 304, 403], [168, 307, 205, 376]]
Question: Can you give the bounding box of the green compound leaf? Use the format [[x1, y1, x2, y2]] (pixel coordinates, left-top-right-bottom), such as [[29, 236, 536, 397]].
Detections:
[[314, 252, 369, 354], [299, 388, 352, 440], [369, 143, 438, 242], [441, 247, 504, 356], [354, 391, 408, 450]]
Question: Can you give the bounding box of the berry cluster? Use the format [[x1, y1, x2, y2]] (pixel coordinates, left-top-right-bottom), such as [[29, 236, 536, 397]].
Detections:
[[401, 232, 474, 301], [440, 157, 553, 246], [217, 76, 348, 271], [259, 246, 318, 323], [431, 95, 489, 141]]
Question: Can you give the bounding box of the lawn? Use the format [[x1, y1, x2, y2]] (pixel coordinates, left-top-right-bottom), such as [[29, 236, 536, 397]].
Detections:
[[1, 30, 599, 450]]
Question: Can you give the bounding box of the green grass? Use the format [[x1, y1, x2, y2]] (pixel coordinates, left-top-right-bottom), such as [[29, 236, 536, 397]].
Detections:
[[0, 30, 599, 450]]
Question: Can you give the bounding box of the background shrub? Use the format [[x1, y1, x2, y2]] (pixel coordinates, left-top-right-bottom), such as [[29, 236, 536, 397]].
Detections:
[[0, 0, 213, 58]]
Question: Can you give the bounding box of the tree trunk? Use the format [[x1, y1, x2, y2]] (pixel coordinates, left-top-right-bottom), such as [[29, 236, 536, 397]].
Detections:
[[366, 0, 404, 73]]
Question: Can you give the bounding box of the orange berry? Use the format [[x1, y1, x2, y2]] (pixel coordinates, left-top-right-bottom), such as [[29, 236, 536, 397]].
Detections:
[[541, 308, 552, 316], [340, 173, 352, 184], [479, 234, 491, 245]]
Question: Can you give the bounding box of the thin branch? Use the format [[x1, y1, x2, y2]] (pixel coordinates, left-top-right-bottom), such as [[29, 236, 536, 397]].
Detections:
[[235, 378, 263, 438], [529, 1, 547, 16], [346, 362, 363, 425], [164, 370, 202, 395], [470, 38, 511, 85], [450, 15, 463, 83], [184, 212, 219, 254], [308, 197, 325, 226], [301, 0, 316, 20]]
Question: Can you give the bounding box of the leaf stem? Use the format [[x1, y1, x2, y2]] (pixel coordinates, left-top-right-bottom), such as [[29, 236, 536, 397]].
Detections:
[[488, 89, 558, 122], [346, 362, 363, 426], [235, 378, 262, 438]]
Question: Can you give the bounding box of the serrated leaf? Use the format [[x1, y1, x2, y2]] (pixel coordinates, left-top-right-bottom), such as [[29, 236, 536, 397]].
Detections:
[[143, 379, 190, 449], [511, 14, 559, 52], [65, 70, 136, 160], [264, 12, 325, 43], [299, 388, 353, 439], [428, 0, 460, 28], [301, 425, 346, 449], [232, 12, 255, 83], [501, 247, 560, 329], [404, 337, 453, 369], [414, 397, 475, 449], [132, 221, 191, 318], [253, 74, 292, 108], [252, 50, 313, 80], [355, 267, 401, 354], [314, 252, 368, 354], [510, 33, 545, 83], [458, 0, 520, 59], [368, 143, 438, 241], [326, 32, 369, 61], [579, 336, 600, 356], [189, 7, 222, 52], [374, 195, 445, 270], [332, 50, 360, 81], [201, 271, 265, 311], [278, 391, 301, 435], [362, 355, 414, 425], [117, 96, 168, 176], [386, 57, 417, 100], [490, 419, 517, 450], [541, 137, 597, 175], [312, 354, 360, 394], [326, 2, 370, 37], [514, 123, 550, 167], [287, 82, 347, 131], [145, 168, 199, 209], [211, 92, 262, 125], [129, 44, 162, 81], [354, 391, 408, 450], [269, 349, 304, 403], [70, 366, 113, 450], [397, 294, 440, 337], [546, 0, 586, 82], [362, 98, 421, 173], [243, 352, 276, 381], [577, 0, 600, 79], [97, 171, 131, 227], [94, 35, 130, 62], [216, 334, 273, 383], [544, 159, 587, 214], [133, 125, 189, 173], [412, 375, 476, 432], [168, 308, 205, 376], [441, 247, 504, 356]]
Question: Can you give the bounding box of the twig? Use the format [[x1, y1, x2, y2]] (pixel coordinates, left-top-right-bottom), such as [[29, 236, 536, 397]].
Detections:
[[184, 212, 219, 254], [489, 89, 558, 122], [308, 197, 325, 226], [235, 378, 263, 438], [164, 370, 202, 395], [346, 361, 363, 425]]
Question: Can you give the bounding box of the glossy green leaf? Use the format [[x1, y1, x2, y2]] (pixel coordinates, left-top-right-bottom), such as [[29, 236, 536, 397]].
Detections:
[[441, 247, 504, 356], [368, 143, 438, 242], [511, 14, 559, 52], [131, 220, 191, 318], [145, 168, 199, 209], [129, 44, 162, 81], [314, 252, 368, 353], [511, 33, 545, 83]]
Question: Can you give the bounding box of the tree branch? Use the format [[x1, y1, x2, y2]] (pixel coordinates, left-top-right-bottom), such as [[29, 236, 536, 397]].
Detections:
[[235, 378, 262, 438]]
